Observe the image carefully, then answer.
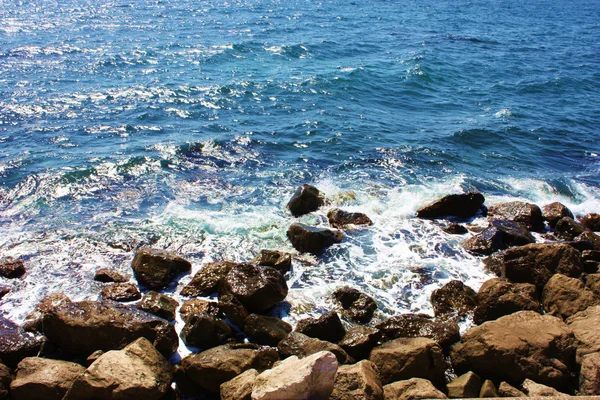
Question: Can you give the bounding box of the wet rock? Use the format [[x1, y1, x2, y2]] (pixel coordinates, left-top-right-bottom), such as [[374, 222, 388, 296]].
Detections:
[[220, 368, 257, 400], [330, 360, 383, 400], [100, 282, 141, 302], [136, 291, 179, 321], [522, 379, 569, 397], [287, 223, 343, 255], [442, 223, 468, 235], [463, 220, 536, 256], [0, 258, 25, 279], [473, 278, 540, 325], [498, 382, 526, 397], [542, 202, 574, 228], [64, 337, 173, 400], [383, 378, 447, 400], [42, 298, 178, 358], [277, 332, 353, 364], [416, 192, 485, 220], [542, 274, 599, 319], [430, 280, 477, 320], [296, 311, 346, 343], [180, 313, 232, 349], [181, 344, 278, 393], [579, 352, 600, 395], [327, 208, 373, 229], [218, 287, 249, 328], [450, 311, 575, 390], [376, 314, 460, 349], [243, 314, 292, 347], [339, 326, 381, 361], [0, 285, 9, 300], [10, 357, 85, 400], [482, 252, 504, 276], [581, 213, 600, 231], [180, 261, 237, 297], [332, 286, 377, 323], [487, 201, 545, 232], [0, 362, 10, 399], [22, 294, 70, 334], [252, 351, 338, 400], [287, 184, 325, 217], [222, 264, 288, 313], [0, 317, 44, 369], [251, 250, 292, 274], [446, 371, 481, 399], [566, 305, 600, 363], [554, 217, 586, 241], [369, 337, 446, 387], [576, 230, 600, 250], [132, 247, 191, 290], [582, 250, 600, 273], [93, 268, 127, 283], [179, 298, 221, 323], [479, 380, 498, 398]]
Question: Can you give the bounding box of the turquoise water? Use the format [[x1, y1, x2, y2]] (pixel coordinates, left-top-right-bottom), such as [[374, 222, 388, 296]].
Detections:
[[1, 0, 600, 338]]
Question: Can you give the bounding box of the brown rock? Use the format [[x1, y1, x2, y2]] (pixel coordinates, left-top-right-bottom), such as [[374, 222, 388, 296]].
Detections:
[[482, 252, 504, 276], [586, 273, 600, 297], [383, 378, 448, 400], [330, 360, 383, 400], [131, 247, 191, 290], [296, 311, 346, 343], [581, 213, 600, 231], [566, 305, 600, 363], [93, 268, 127, 283], [446, 371, 481, 398], [10, 357, 85, 400], [462, 220, 536, 256], [327, 208, 373, 229], [218, 287, 249, 328], [0, 258, 25, 279], [542, 274, 599, 319], [442, 223, 468, 235], [100, 283, 141, 302], [220, 368, 258, 400], [0, 362, 10, 399], [430, 280, 477, 320], [180, 313, 232, 349], [179, 298, 221, 323], [243, 314, 292, 347], [222, 264, 288, 313], [579, 352, 600, 395], [287, 184, 325, 217], [555, 217, 586, 241], [136, 291, 179, 321], [85, 350, 103, 366], [376, 314, 460, 349], [576, 231, 600, 250], [479, 379, 497, 397], [0, 317, 44, 369], [339, 326, 381, 361], [497, 381, 526, 397], [416, 192, 485, 220], [332, 286, 378, 323], [474, 278, 540, 324], [277, 332, 353, 364], [22, 294, 70, 334], [0, 285, 9, 300], [543, 202, 574, 228], [180, 261, 237, 297], [251, 250, 292, 274], [287, 223, 343, 255], [521, 379, 570, 397], [487, 201, 545, 232], [582, 250, 600, 273]]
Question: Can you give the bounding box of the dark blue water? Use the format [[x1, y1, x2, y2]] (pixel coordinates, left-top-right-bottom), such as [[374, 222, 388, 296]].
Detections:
[[1, 0, 600, 339]]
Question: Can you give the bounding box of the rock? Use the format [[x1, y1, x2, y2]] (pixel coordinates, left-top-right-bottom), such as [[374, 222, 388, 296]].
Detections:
[[85, 350, 103, 366], [369, 337, 445, 387], [482, 252, 504, 276], [0, 317, 44, 369], [330, 360, 383, 400], [131, 247, 191, 290], [383, 378, 448, 400], [222, 264, 288, 313], [220, 368, 258, 400], [566, 305, 600, 363], [582, 250, 600, 273], [327, 208, 373, 229], [479, 379, 498, 398], [100, 282, 141, 302], [180, 261, 237, 297], [491, 219, 536, 246], [487, 201, 545, 232], [244, 314, 292, 347], [430, 280, 477, 320], [218, 287, 249, 328], [462, 220, 536, 256], [22, 294, 70, 334], [296, 311, 346, 343], [579, 352, 600, 395], [376, 314, 460, 349], [41, 298, 178, 358], [287, 223, 343, 255], [93, 268, 127, 283], [586, 273, 600, 297], [498, 382, 526, 397], [9, 357, 85, 400], [450, 311, 575, 390], [473, 278, 540, 324], [446, 371, 481, 399], [64, 337, 173, 400], [180, 313, 232, 349], [277, 332, 353, 364], [502, 243, 582, 290], [542, 274, 599, 319], [416, 192, 485, 220], [442, 223, 468, 235], [0, 363, 10, 399], [251, 250, 292, 274], [332, 287, 377, 323], [136, 291, 179, 321], [339, 326, 381, 361], [543, 202, 574, 228], [581, 213, 600, 231], [181, 344, 278, 393], [521, 379, 570, 397], [251, 351, 338, 400], [286, 184, 325, 217], [576, 231, 600, 250], [0, 285, 9, 300], [554, 217, 586, 241], [0, 258, 25, 279], [179, 298, 221, 323]]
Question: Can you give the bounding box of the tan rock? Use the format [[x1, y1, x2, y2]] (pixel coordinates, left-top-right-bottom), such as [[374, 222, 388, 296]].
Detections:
[[0, 362, 11, 399], [10, 357, 85, 400], [330, 360, 383, 400], [446, 371, 480, 398], [521, 378, 570, 397], [278, 331, 353, 364], [497, 381, 526, 397], [566, 305, 600, 363], [220, 368, 258, 400], [479, 379, 497, 397], [383, 378, 447, 400], [542, 274, 599, 319], [579, 352, 600, 395]]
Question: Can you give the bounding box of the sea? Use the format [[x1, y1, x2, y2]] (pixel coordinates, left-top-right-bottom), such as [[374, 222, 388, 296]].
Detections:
[[1, 0, 599, 357]]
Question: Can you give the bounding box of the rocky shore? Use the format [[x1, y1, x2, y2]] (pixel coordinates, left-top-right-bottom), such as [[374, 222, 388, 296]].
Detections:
[[2, 185, 600, 399]]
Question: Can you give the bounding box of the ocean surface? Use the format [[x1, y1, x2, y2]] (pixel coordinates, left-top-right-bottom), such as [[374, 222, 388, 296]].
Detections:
[[1, 0, 600, 356]]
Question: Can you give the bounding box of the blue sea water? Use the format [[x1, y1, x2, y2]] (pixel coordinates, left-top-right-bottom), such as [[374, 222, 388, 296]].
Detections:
[[1, 0, 600, 347]]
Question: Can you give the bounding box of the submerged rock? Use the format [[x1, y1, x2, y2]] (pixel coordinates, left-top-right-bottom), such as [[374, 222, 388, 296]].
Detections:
[[222, 264, 288, 313], [287, 184, 325, 217], [0, 258, 25, 279], [487, 201, 545, 232], [332, 286, 377, 324], [327, 208, 373, 229], [416, 192, 485, 220], [136, 291, 179, 321], [251, 250, 292, 274], [10, 357, 85, 400], [0, 317, 44, 369], [180, 261, 237, 297], [542, 202, 574, 228], [132, 247, 191, 290], [287, 223, 343, 255], [442, 223, 468, 235]]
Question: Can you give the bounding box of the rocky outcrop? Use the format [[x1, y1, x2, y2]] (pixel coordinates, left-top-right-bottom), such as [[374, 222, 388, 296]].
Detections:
[[430, 280, 477, 320], [376, 314, 460, 348], [287, 223, 343, 255], [251, 250, 292, 274], [383, 378, 448, 400], [179, 298, 221, 323], [542, 274, 599, 319], [487, 201, 545, 232], [327, 208, 373, 229], [131, 247, 191, 290], [339, 326, 381, 361], [446, 371, 481, 399], [566, 305, 600, 363], [243, 314, 292, 346], [497, 382, 526, 397], [369, 337, 446, 387], [554, 217, 586, 241], [542, 202, 574, 228], [64, 337, 173, 400], [10, 357, 85, 400], [581, 213, 600, 232], [287, 184, 325, 217], [462, 220, 535, 255], [0, 258, 25, 279], [222, 264, 288, 313], [579, 352, 600, 395], [180, 261, 237, 297], [416, 192, 485, 219], [278, 332, 353, 364], [296, 311, 346, 343], [450, 311, 575, 390], [93, 268, 127, 283], [180, 313, 232, 349], [0, 363, 10, 399], [0, 317, 44, 368], [473, 278, 540, 324], [136, 291, 179, 321], [332, 287, 377, 323], [100, 282, 141, 302], [330, 360, 383, 400], [251, 351, 338, 400], [220, 368, 258, 400]]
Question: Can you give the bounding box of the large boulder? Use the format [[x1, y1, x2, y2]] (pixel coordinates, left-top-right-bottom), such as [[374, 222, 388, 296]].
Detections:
[[327, 208, 373, 229], [554, 217, 586, 241], [473, 278, 540, 325], [131, 248, 191, 290], [251, 250, 292, 274], [462, 220, 535, 255], [581, 213, 600, 232], [339, 326, 381, 361], [369, 337, 446, 387], [180, 261, 237, 297], [376, 314, 460, 348], [180, 313, 233, 349], [9, 357, 85, 400], [416, 193, 485, 219], [296, 311, 346, 343], [41, 298, 178, 358], [221, 264, 288, 313], [383, 378, 447, 399], [0, 363, 10, 399], [446, 371, 481, 399], [100, 283, 141, 302], [277, 332, 353, 365], [430, 280, 477, 320], [542, 274, 599, 319], [450, 311, 575, 390], [287, 184, 325, 217], [487, 201, 545, 232], [136, 291, 179, 321], [542, 202, 574, 228], [579, 352, 600, 395], [243, 314, 292, 347], [566, 305, 600, 363], [251, 351, 338, 400], [332, 287, 378, 323], [220, 368, 258, 400], [330, 360, 383, 400], [0, 317, 44, 369], [64, 338, 173, 400], [0, 258, 25, 279], [287, 223, 343, 255]]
